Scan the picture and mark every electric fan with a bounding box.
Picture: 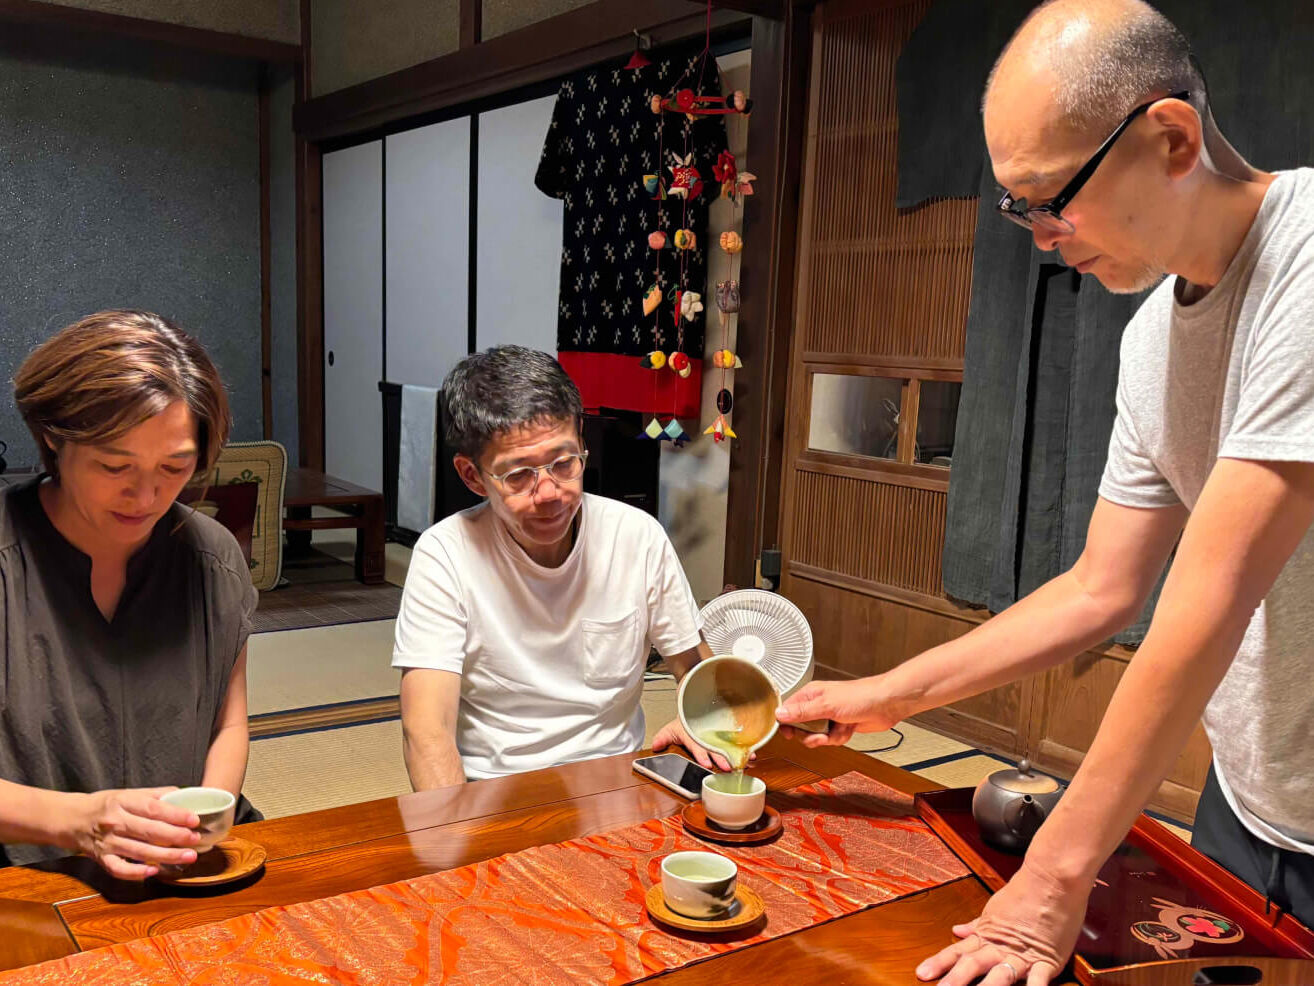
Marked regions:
[697,589,814,698]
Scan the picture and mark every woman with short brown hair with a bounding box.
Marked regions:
[0,310,259,879]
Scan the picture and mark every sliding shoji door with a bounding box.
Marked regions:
[385,118,472,388]
[323,140,384,491]
[475,95,563,352]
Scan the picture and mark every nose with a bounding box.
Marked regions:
[1031,225,1067,253]
[531,468,563,504]
[125,474,157,512]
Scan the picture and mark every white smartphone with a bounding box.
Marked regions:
[632,753,714,799]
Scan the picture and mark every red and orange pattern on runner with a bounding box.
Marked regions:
[2,773,968,985]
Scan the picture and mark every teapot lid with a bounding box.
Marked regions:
[987,759,1060,796]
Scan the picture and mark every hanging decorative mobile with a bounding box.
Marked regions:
[635,0,744,445]
[650,87,754,118]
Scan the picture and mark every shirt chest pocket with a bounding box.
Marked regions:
[579,610,643,687]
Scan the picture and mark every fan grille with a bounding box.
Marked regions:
[698,590,813,696]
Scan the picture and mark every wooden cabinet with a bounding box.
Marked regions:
[1028,651,1211,822]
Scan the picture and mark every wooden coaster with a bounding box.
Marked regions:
[682,803,783,844]
[154,837,266,886]
[645,883,766,933]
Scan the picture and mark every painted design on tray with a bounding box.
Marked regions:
[1129,896,1243,959]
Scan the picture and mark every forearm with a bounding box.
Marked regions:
[0,779,83,850]
[1028,588,1247,886]
[201,722,249,797]
[403,729,467,791]
[665,640,713,681]
[876,567,1132,720]
[1025,459,1314,886]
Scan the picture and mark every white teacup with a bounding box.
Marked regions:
[161,787,236,851]
[702,773,767,831]
[661,850,738,919]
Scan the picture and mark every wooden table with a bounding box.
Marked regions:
[282,467,386,584]
[0,739,1068,983]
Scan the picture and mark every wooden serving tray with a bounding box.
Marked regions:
[914,788,1314,985]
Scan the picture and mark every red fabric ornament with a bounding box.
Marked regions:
[667,153,704,200]
[713,150,737,188]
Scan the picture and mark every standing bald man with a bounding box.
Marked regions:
[776,1,1314,983]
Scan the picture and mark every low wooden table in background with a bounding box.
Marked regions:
[282,467,385,585]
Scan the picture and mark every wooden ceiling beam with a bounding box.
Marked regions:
[702,0,786,19]
[0,0,300,62]
[294,0,750,143]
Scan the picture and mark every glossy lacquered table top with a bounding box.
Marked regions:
[0,739,1025,984]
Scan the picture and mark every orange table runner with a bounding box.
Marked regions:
[2,772,969,985]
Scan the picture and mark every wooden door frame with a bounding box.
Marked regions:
[722,4,813,589]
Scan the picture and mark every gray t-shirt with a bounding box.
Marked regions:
[0,477,257,866]
[1100,168,1314,853]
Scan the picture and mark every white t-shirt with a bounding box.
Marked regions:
[1099,168,1314,853]
[392,493,702,779]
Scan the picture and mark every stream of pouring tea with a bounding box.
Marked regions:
[697,726,754,793]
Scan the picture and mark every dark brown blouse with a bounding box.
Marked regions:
[0,477,257,865]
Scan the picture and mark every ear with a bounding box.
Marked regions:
[453,454,488,498]
[1152,99,1203,181]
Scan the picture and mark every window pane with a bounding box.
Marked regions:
[808,374,903,460]
[915,380,961,466]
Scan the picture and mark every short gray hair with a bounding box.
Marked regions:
[442,346,583,461]
[989,0,1206,136]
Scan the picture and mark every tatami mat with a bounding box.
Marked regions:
[245,719,413,819]
[913,753,1013,789]
[246,619,400,716]
[851,721,973,766]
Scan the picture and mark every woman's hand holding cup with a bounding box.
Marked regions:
[65,786,202,880]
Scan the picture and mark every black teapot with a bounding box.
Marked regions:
[971,759,1063,853]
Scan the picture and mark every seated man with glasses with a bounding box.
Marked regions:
[777,0,1314,983]
[393,345,725,789]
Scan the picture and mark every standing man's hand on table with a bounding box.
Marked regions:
[915,859,1086,985]
[774,677,899,747]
